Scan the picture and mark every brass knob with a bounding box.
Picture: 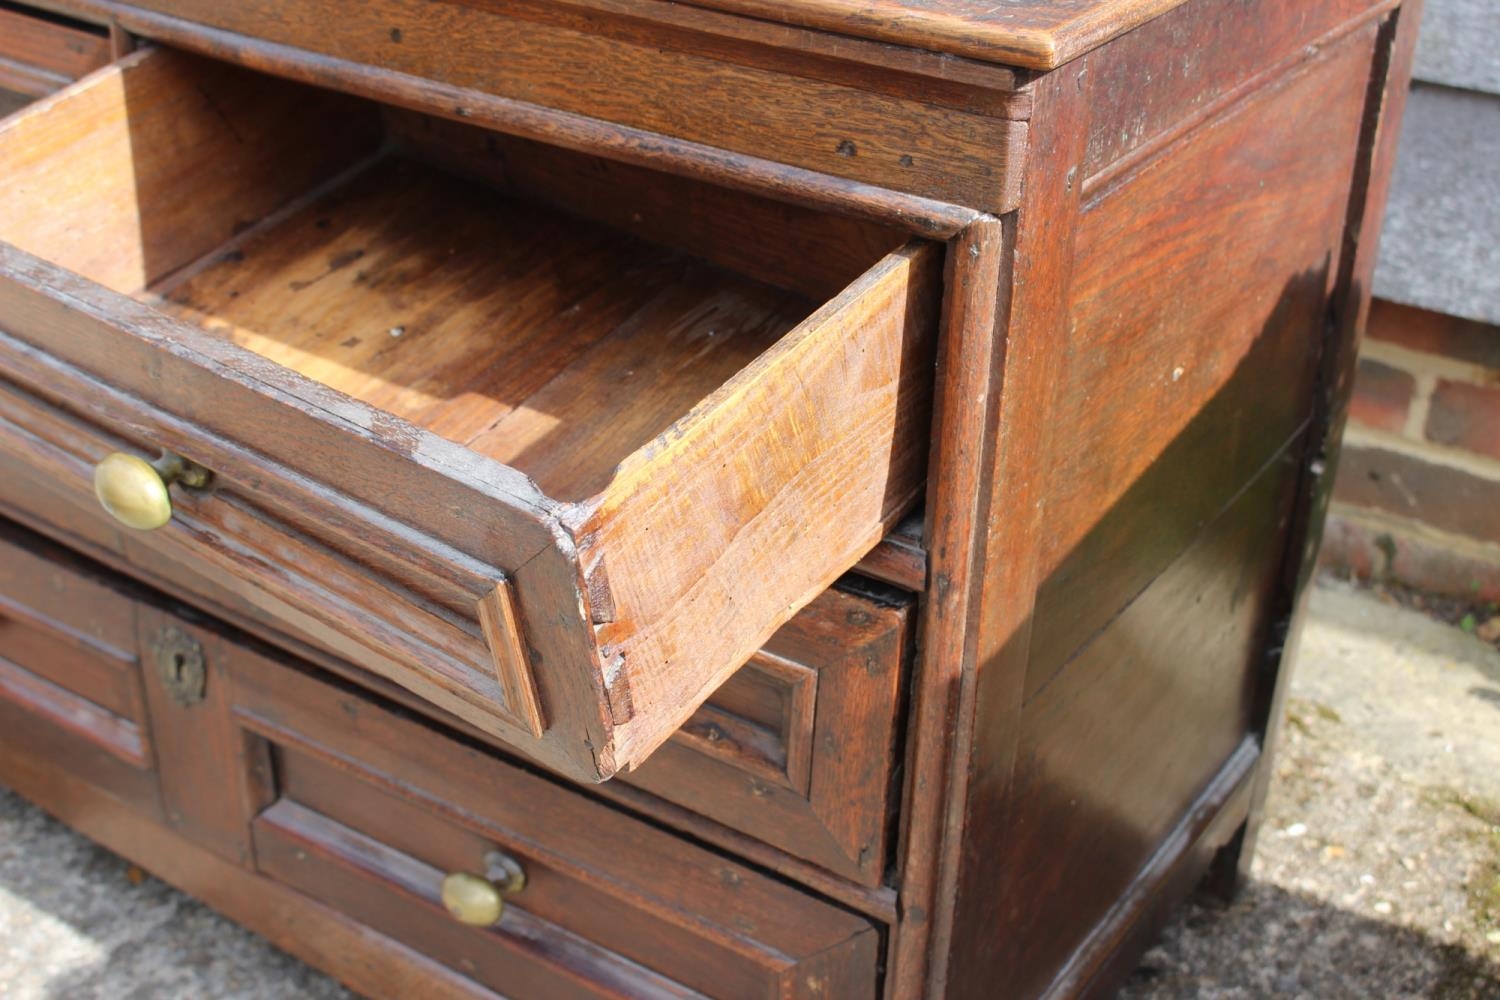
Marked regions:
[440,851,526,927]
[93,450,210,531]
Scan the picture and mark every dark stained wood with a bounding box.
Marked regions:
[0,735,504,1000]
[232,650,881,999]
[255,798,707,1000]
[0,0,1421,997]
[0,523,161,815]
[0,5,110,97]
[1235,0,1429,888]
[61,0,1028,211]
[904,54,1095,1000]
[990,443,1302,999]
[135,606,272,867]
[626,584,913,885]
[1028,26,1380,696]
[884,215,1010,999]
[853,513,927,592]
[1082,0,1397,183]
[1052,739,1259,999]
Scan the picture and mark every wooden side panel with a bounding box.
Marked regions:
[997,442,1301,999]
[943,15,1397,1000]
[1083,0,1394,180]
[108,0,1026,211]
[580,241,940,772]
[1029,28,1378,695]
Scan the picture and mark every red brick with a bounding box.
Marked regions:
[1319,513,1500,603]
[1366,299,1500,368]
[1347,358,1415,433]
[1333,444,1500,544]
[1426,379,1500,461]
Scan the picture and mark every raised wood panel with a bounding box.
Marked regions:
[0,523,160,813]
[996,441,1301,999]
[1029,27,1379,694]
[0,727,505,1000]
[232,653,880,999]
[626,583,912,885]
[1082,0,1395,181]
[255,798,704,1000]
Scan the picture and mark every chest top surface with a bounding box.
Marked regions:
[597,0,1192,68]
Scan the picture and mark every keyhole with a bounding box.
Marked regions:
[169,652,186,681]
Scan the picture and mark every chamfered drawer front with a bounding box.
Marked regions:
[625,582,911,886]
[0,47,941,783]
[0,5,111,106]
[0,520,160,816]
[233,651,881,999]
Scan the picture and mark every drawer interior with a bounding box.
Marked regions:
[0,44,938,781]
[0,47,911,505]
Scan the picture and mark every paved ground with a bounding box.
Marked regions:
[2,577,1498,998]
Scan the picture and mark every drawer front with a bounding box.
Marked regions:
[0,523,160,817]
[625,584,911,885]
[0,6,111,104]
[231,648,881,999]
[0,459,913,886]
[0,47,939,782]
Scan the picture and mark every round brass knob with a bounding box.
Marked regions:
[93,451,210,531]
[441,872,504,926]
[440,851,526,927]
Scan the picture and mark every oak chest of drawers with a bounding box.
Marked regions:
[0,0,1421,996]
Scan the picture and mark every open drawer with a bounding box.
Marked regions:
[0,47,940,781]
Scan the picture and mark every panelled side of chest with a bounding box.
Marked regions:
[890,0,1421,996]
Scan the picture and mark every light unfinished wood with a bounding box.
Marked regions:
[0,47,939,780]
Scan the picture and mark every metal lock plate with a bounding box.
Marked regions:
[152,626,207,707]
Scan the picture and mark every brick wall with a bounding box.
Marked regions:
[1319,0,1500,600]
[1324,301,1500,600]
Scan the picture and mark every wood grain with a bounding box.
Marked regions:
[0,6,111,97]
[386,109,908,303]
[1082,0,1396,182]
[85,0,1027,211]
[577,241,939,770]
[992,444,1300,999]
[234,650,881,998]
[0,523,162,814]
[1028,28,1378,696]
[625,584,912,884]
[150,155,809,502]
[0,48,938,780]
[0,731,504,1000]
[0,46,381,294]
